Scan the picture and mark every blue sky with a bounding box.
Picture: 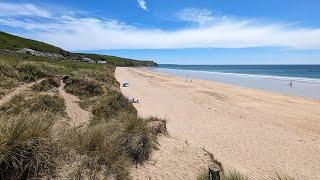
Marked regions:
[1,0,320,64]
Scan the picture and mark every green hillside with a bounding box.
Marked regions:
[0,31,69,56]
[72,53,158,67]
[0,31,157,67]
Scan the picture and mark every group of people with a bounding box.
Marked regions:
[123,81,140,103]
[128,98,139,103]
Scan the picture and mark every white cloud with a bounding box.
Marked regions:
[176,8,214,25]
[137,0,148,11]
[0,2,51,18]
[1,3,320,51]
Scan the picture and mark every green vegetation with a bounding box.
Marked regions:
[71,52,158,67]
[0,31,69,56]
[0,31,157,67]
[64,77,103,97]
[0,112,59,179]
[0,40,162,179]
[32,78,61,92]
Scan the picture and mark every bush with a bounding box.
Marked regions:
[32,78,61,92]
[65,122,131,179]
[145,117,168,136]
[17,62,56,82]
[64,78,103,97]
[0,112,58,179]
[120,115,153,164]
[91,91,137,124]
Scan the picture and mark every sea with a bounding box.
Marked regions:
[156,64,320,99]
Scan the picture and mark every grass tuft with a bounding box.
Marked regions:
[91,91,137,124]
[64,77,103,97]
[0,112,58,179]
[32,77,61,92]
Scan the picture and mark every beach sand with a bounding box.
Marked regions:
[115,67,320,180]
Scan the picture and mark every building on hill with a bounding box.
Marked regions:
[81,57,95,63]
[97,60,107,64]
[17,48,64,59]
[18,48,37,55]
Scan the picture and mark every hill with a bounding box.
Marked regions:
[0,31,157,67]
[72,53,158,67]
[0,31,69,56]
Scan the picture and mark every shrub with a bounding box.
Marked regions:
[91,91,137,124]
[64,122,131,179]
[17,62,56,82]
[145,117,168,136]
[0,112,58,179]
[64,78,103,97]
[120,115,153,164]
[32,78,61,92]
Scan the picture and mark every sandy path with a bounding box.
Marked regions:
[58,82,91,126]
[0,79,42,106]
[116,67,320,180]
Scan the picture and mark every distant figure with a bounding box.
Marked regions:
[288,82,293,88]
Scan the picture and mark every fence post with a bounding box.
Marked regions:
[208,163,220,180]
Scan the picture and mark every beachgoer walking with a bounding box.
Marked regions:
[288,82,293,88]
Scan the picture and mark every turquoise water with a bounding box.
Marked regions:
[158,65,320,80]
[156,64,320,99]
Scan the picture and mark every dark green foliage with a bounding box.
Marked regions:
[64,78,103,97]
[32,78,61,92]
[71,53,158,67]
[0,31,157,67]
[91,91,137,124]
[0,112,58,180]
[0,31,69,56]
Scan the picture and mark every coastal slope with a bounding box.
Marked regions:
[115,67,320,180]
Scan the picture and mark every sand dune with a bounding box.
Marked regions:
[115,67,320,180]
[58,82,91,126]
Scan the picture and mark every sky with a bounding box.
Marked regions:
[0,0,320,64]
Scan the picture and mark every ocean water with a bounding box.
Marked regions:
[156,64,320,99]
[159,64,320,80]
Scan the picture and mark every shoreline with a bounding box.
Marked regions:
[156,67,320,99]
[116,67,320,179]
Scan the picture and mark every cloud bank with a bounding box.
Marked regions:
[0,2,320,51]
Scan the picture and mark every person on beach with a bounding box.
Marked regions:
[288,82,293,88]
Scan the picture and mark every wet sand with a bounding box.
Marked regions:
[115,67,320,180]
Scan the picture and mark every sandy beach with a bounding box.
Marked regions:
[115,67,320,180]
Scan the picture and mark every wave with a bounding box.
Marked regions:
[157,68,320,84]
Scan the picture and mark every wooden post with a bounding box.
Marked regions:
[208,164,220,180]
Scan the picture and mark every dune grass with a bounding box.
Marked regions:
[0,50,161,179]
[0,111,59,179]
[32,77,60,92]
